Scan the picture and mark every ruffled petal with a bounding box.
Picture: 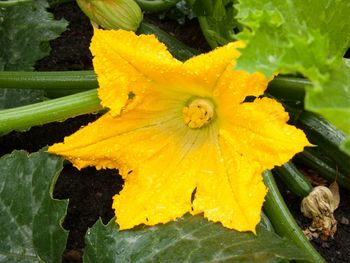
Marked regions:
[213,67,269,107]
[218,97,310,169]
[90,28,182,115]
[191,125,266,232]
[112,127,209,229]
[183,41,245,90]
[48,88,191,173]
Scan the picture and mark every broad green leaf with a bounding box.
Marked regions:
[0,0,67,70]
[306,61,350,135]
[235,0,350,154]
[0,0,67,109]
[0,89,45,110]
[0,150,67,263]
[84,215,309,263]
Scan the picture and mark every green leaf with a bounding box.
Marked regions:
[84,215,309,263]
[0,0,67,71]
[0,89,46,110]
[0,0,67,109]
[235,0,350,154]
[0,150,67,263]
[306,60,350,135]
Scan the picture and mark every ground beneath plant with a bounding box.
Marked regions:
[1,2,349,263]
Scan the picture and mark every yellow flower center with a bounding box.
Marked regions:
[183,98,215,128]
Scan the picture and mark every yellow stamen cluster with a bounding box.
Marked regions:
[183,99,214,128]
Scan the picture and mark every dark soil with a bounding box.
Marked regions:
[1,2,349,263]
[276,178,350,263]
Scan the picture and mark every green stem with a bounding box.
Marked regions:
[0,0,31,7]
[273,161,313,198]
[267,76,310,102]
[263,170,325,263]
[296,111,350,176]
[198,16,218,49]
[0,89,102,135]
[295,148,350,190]
[0,21,197,97]
[0,70,311,100]
[0,71,97,97]
[138,22,198,61]
[135,0,181,12]
[49,0,74,6]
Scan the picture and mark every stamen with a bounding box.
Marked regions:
[183,99,215,128]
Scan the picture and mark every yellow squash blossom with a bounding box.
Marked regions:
[49,29,310,232]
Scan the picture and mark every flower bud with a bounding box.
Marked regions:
[77,0,143,31]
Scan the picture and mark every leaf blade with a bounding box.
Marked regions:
[0,0,67,109]
[84,215,310,263]
[0,150,67,263]
[235,0,350,154]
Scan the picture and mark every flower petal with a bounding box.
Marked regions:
[218,97,310,169]
[112,127,209,229]
[90,28,182,115]
[183,41,245,90]
[214,68,269,106]
[48,88,190,173]
[191,126,266,232]
[155,42,248,98]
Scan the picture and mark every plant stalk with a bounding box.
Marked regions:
[295,147,350,190]
[198,16,218,49]
[296,111,350,176]
[49,0,74,6]
[0,71,98,97]
[263,170,326,263]
[1,70,309,100]
[267,76,310,102]
[273,161,313,198]
[138,22,199,61]
[0,0,31,7]
[135,0,181,12]
[0,89,102,135]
